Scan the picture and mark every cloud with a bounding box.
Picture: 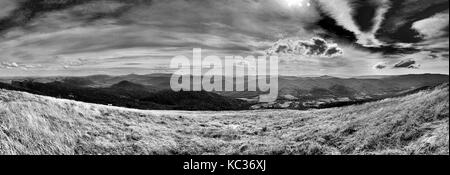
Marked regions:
[0,0,321,65]
[0,62,19,68]
[376,0,448,44]
[266,37,343,58]
[316,0,448,60]
[0,0,447,77]
[316,0,360,35]
[412,11,449,39]
[393,59,420,69]
[0,61,41,70]
[351,0,391,47]
[369,0,391,34]
[315,0,389,47]
[371,49,446,71]
[60,57,92,69]
[0,0,17,19]
[373,62,387,70]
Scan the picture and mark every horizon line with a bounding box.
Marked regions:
[0,72,449,79]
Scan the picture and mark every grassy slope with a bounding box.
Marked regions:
[0,84,448,155]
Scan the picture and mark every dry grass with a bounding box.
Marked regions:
[0,85,448,155]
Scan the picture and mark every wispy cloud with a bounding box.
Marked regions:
[0,0,17,19]
[0,61,42,70]
[412,11,449,39]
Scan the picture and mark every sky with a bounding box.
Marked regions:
[0,0,448,77]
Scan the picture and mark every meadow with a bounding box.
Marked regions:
[0,84,448,155]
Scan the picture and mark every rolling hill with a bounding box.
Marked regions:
[0,83,448,155]
[0,80,249,111]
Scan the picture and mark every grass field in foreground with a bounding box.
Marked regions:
[0,84,448,155]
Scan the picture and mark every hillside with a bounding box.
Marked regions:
[275,74,449,99]
[0,80,249,111]
[0,84,448,155]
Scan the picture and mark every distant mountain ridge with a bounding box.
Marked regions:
[0,73,448,110]
[0,80,249,111]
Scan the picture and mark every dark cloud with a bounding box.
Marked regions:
[313,1,424,57]
[266,37,343,58]
[299,38,328,56]
[0,0,93,33]
[374,62,387,70]
[358,44,421,56]
[393,59,420,69]
[314,11,357,43]
[0,0,154,34]
[325,46,342,57]
[374,58,422,71]
[313,0,448,61]
[376,0,449,44]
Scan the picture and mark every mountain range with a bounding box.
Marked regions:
[0,73,448,110]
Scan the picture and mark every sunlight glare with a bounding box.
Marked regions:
[284,0,311,8]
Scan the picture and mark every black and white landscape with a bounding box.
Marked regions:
[0,0,449,155]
